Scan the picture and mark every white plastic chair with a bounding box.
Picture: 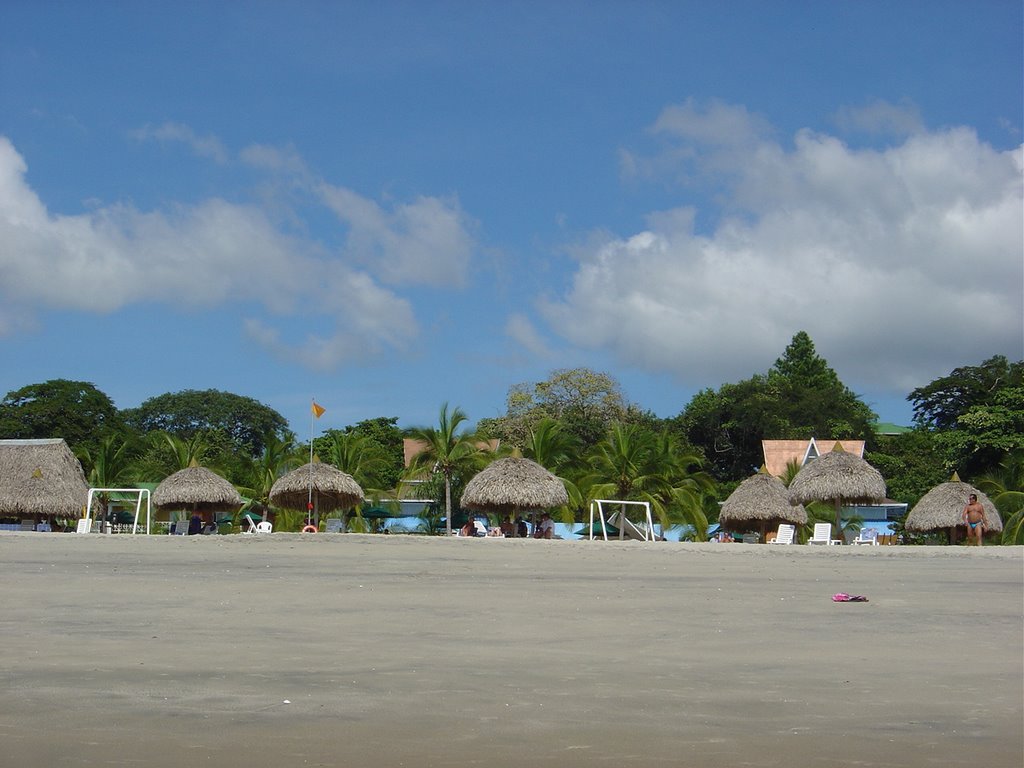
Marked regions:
[255,521,273,534]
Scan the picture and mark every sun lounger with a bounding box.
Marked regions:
[807,522,842,545]
[769,523,795,545]
[851,528,879,546]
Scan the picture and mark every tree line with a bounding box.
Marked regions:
[1,332,1020,541]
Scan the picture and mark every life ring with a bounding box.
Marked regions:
[302,525,318,533]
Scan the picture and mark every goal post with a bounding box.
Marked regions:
[84,488,152,535]
[588,499,657,541]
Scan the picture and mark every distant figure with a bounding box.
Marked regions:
[535,512,555,539]
[188,513,203,536]
[962,494,988,546]
[516,518,529,538]
[500,517,514,537]
[460,518,478,537]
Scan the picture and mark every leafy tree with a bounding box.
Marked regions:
[122,389,291,457]
[0,379,123,452]
[674,332,877,482]
[315,417,404,491]
[866,430,948,506]
[909,355,1023,431]
[768,331,876,438]
[481,368,628,453]
[908,357,1024,477]
[403,403,488,535]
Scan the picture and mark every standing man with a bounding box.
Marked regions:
[962,494,988,546]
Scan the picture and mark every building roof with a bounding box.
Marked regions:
[761,438,866,478]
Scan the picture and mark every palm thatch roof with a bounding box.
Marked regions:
[905,480,1003,533]
[461,457,568,514]
[788,447,887,505]
[152,466,243,514]
[719,471,808,529]
[269,461,364,513]
[0,439,89,517]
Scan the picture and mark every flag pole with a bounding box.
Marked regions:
[308,398,315,527]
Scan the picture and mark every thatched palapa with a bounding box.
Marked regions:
[0,438,89,517]
[152,466,243,514]
[269,461,364,514]
[719,471,807,535]
[906,479,1002,533]
[461,457,568,514]
[788,447,887,506]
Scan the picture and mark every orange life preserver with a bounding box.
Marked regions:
[302,525,318,533]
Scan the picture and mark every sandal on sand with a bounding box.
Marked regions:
[832,593,868,602]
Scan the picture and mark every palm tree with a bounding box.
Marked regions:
[523,418,582,524]
[404,403,486,535]
[77,433,140,489]
[977,450,1024,545]
[582,423,714,538]
[237,433,299,523]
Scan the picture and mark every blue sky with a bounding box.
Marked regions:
[1,1,1021,439]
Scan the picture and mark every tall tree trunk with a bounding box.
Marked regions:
[444,475,453,536]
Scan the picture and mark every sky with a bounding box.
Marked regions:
[1,1,1021,440]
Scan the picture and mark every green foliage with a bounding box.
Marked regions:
[907,356,1024,478]
[403,403,489,535]
[0,379,123,453]
[312,417,403,492]
[122,389,291,456]
[674,332,875,482]
[908,355,1023,431]
[76,433,143,488]
[580,423,715,536]
[975,450,1024,545]
[236,433,301,518]
[486,368,628,453]
[866,430,948,506]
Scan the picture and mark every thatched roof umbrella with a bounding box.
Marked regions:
[719,470,808,539]
[906,475,1002,541]
[269,460,364,528]
[153,466,243,524]
[0,438,89,521]
[788,443,887,541]
[461,457,568,536]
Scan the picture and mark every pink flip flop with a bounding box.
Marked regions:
[832,593,868,602]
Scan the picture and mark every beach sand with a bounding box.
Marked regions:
[0,533,1020,767]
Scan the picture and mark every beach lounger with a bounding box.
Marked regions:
[807,522,841,545]
[769,523,795,545]
[851,528,879,546]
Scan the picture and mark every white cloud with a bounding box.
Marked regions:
[0,135,418,366]
[130,122,228,164]
[505,313,555,360]
[317,182,474,287]
[542,106,1024,395]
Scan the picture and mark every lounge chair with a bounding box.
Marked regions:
[769,523,795,545]
[807,522,842,545]
[851,528,879,546]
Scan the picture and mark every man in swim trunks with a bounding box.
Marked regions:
[962,494,988,546]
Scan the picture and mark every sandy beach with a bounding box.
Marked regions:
[0,534,1020,767]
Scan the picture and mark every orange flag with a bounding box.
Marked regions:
[311,401,325,418]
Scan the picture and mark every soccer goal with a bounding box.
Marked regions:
[84,488,152,534]
[587,499,658,541]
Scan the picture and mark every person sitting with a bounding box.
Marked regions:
[460,518,478,537]
[534,512,555,539]
[516,518,529,538]
[188,513,203,535]
[499,517,514,537]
